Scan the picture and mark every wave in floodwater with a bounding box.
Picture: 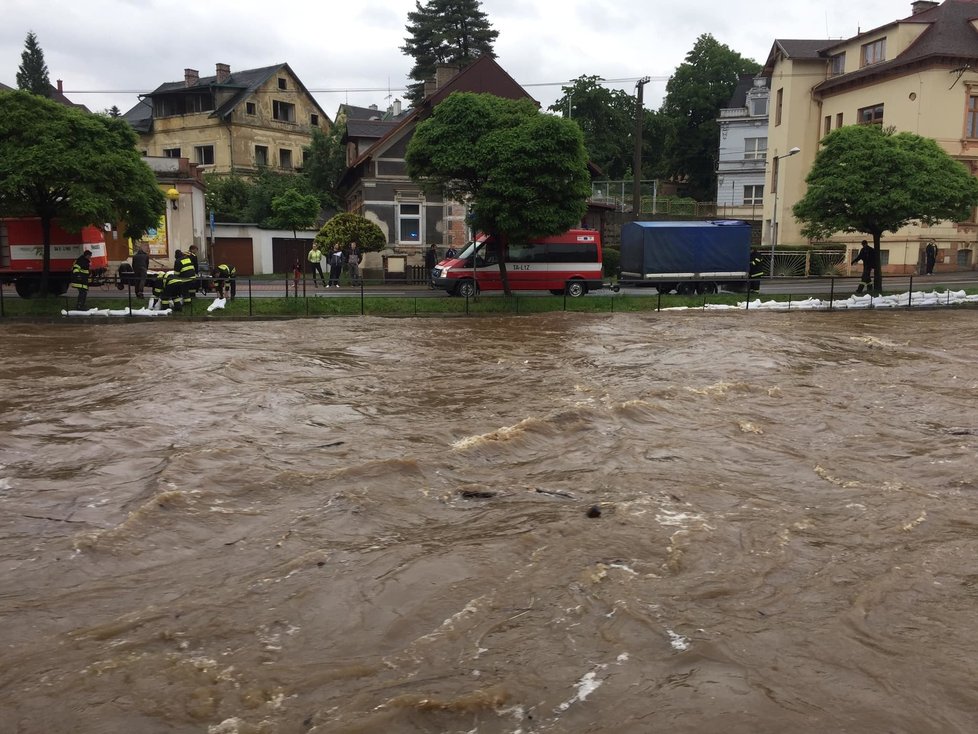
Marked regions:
[1,310,978,733]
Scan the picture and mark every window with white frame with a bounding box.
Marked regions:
[749,95,768,117]
[743,185,764,206]
[398,202,421,243]
[744,137,767,160]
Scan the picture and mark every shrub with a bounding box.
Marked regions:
[314,213,386,251]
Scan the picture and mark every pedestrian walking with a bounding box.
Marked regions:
[852,240,877,295]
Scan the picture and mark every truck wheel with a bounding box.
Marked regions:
[677,282,697,296]
[456,279,477,298]
[14,278,40,299]
[699,282,718,295]
[49,276,70,295]
[565,280,587,298]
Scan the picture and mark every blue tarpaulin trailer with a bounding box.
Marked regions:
[619,220,754,294]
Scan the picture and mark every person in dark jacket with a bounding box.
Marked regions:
[424,244,438,287]
[132,245,149,298]
[925,242,937,275]
[852,240,876,295]
[71,250,92,310]
[327,244,344,287]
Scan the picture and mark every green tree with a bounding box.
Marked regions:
[246,169,316,227]
[401,0,498,106]
[314,212,386,251]
[205,174,253,223]
[0,90,165,294]
[548,76,635,179]
[660,34,759,201]
[270,188,321,240]
[16,31,50,96]
[302,125,346,209]
[406,92,590,294]
[793,124,978,294]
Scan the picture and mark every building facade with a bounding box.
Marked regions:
[123,63,331,178]
[764,0,978,273]
[716,75,770,221]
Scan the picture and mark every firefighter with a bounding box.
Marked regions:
[212,263,236,300]
[161,270,184,311]
[147,272,165,309]
[70,249,93,310]
[172,249,197,308]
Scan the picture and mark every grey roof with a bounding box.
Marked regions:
[345,118,400,139]
[816,0,978,93]
[0,81,13,91]
[123,62,330,133]
[724,74,756,108]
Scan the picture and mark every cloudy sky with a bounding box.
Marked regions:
[2,0,900,119]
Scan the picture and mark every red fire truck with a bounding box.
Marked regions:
[0,218,109,298]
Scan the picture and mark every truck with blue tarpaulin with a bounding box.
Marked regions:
[618,220,755,294]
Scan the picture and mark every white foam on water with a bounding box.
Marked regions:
[556,669,604,712]
[667,629,691,651]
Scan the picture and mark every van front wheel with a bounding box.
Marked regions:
[565,280,587,298]
[455,280,478,298]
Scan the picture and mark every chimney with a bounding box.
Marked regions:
[911,1,938,14]
[215,63,230,83]
[392,98,402,116]
[184,68,199,87]
[56,79,63,93]
[434,64,460,89]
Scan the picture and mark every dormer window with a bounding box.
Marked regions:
[861,39,885,67]
[278,77,287,90]
[830,52,846,76]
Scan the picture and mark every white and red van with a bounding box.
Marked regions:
[431,229,604,297]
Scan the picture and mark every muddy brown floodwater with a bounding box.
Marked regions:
[2,310,978,733]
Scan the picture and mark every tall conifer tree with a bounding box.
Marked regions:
[401,0,498,106]
[16,31,51,97]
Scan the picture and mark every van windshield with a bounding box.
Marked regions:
[455,240,483,260]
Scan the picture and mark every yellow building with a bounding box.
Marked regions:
[763,0,978,273]
[123,63,331,178]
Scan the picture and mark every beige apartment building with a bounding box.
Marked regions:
[123,63,331,178]
[763,0,978,273]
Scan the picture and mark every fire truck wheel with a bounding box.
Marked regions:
[565,280,587,298]
[15,278,41,299]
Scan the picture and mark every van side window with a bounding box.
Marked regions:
[547,242,598,263]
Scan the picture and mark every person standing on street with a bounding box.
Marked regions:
[853,240,877,295]
[347,241,363,286]
[71,249,92,310]
[925,242,937,275]
[424,244,439,288]
[327,243,344,287]
[132,245,149,298]
[308,244,326,286]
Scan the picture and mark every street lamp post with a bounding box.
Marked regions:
[769,146,800,277]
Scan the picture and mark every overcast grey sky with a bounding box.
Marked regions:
[1,0,900,119]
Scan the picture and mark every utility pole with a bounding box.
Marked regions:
[632,76,651,217]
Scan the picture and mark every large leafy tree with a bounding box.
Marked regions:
[406,92,590,294]
[302,125,346,209]
[0,90,165,293]
[205,173,252,223]
[401,0,498,105]
[246,169,317,228]
[660,34,759,201]
[270,188,321,240]
[793,124,978,294]
[548,76,635,179]
[16,31,50,96]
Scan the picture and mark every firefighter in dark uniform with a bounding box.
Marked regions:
[172,249,197,310]
[212,263,236,300]
[70,249,93,310]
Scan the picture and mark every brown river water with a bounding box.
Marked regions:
[1,310,977,734]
